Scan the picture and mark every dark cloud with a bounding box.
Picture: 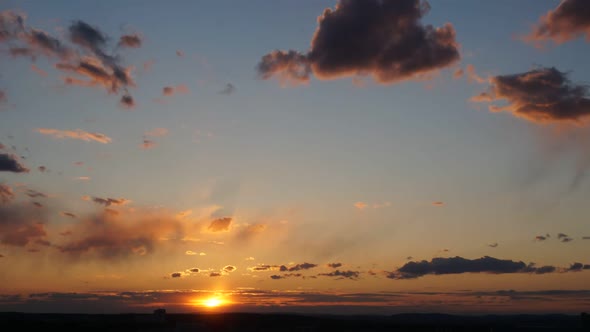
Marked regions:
[219,83,236,95]
[86,196,130,207]
[248,264,280,272]
[488,243,498,248]
[557,233,568,239]
[558,233,574,243]
[37,166,47,172]
[0,10,25,41]
[472,67,590,123]
[26,29,72,59]
[0,203,48,247]
[208,217,232,232]
[566,262,589,272]
[68,20,108,57]
[223,265,237,273]
[526,0,590,44]
[32,202,43,208]
[161,84,189,97]
[328,262,342,269]
[280,262,317,272]
[270,274,283,280]
[0,184,14,204]
[209,272,221,277]
[318,270,360,280]
[257,0,460,85]
[61,212,76,219]
[189,268,200,273]
[119,94,135,109]
[535,235,547,241]
[170,272,182,278]
[118,34,142,48]
[0,153,29,173]
[386,256,566,279]
[583,236,590,240]
[26,189,47,198]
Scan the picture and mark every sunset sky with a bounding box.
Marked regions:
[1,0,590,314]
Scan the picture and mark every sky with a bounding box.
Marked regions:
[1,0,590,315]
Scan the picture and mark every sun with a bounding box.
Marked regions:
[204,297,223,308]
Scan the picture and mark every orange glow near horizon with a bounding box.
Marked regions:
[191,294,230,309]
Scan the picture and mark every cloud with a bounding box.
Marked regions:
[0,203,48,247]
[218,83,236,95]
[209,272,221,277]
[328,263,342,269]
[354,202,367,210]
[465,64,486,84]
[257,0,460,85]
[248,264,281,272]
[118,34,142,48]
[188,268,200,273]
[0,90,6,104]
[61,212,76,218]
[84,196,130,207]
[318,270,360,280]
[176,50,184,57]
[0,153,29,173]
[119,94,135,109]
[36,128,112,143]
[535,235,548,241]
[583,236,590,240]
[185,250,198,256]
[207,217,232,232]
[488,243,498,248]
[162,84,189,96]
[26,189,47,198]
[171,272,182,278]
[471,67,590,123]
[386,256,568,279]
[31,64,48,77]
[223,265,237,273]
[566,262,590,272]
[56,209,186,260]
[432,201,444,206]
[558,233,574,243]
[280,262,317,272]
[37,166,47,172]
[141,139,156,149]
[525,0,590,45]
[0,184,14,204]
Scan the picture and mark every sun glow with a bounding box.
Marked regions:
[204,297,222,308]
[191,295,228,309]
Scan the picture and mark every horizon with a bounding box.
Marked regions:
[1,0,590,316]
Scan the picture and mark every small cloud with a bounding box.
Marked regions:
[327,263,342,269]
[31,64,48,77]
[432,201,444,206]
[74,176,90,181]
[280,262,317,272]
[535,235,547,241]
[61,212,77,218]
[188,268,200,273]
[162,84,189,97]
[218,83,236,95]
[223,265,237,273]
[209,272,221,277]
[176,50,184,57]
[37,166,47,172]
[185,250,198,256]
[117,34,142,48]
[524,0,590,45]
[120,95,135,109]
[488,243,498,248]
[36,128,112,143]
[0,184,15,204]
[318,270,360,280]
[0,153,29,173]
[85,196,130,207]
[140,139,156,149]
[145,128,168,137]
[245,257,255,261]
[26,189,47,198]
[354,202,367,210]
[171,272,182,278]
[207,217,232,232]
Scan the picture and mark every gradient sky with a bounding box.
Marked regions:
[1,0,590,314]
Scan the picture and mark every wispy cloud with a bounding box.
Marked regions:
[36,128,112,143]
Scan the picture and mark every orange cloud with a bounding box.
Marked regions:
[525,0,590,45]
[36,128,112,143]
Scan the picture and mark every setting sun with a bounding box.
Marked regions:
[204,297,223,308]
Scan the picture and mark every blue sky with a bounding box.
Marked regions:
[1,0,589,314]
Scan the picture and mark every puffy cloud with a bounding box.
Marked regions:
[257,0,460,85]
[0,153,29,173]
[56,209,185,260]
[318,270,360,280]
[84,196,130,207]
[386,256,567,279]
[36,128,112,143]
[565,262,590,272]
[526,0,590,44]
[218,83,236,95]
[472,67,590,124]
[118,34,142,48]
[223,265,236,273]
[327,262,342,269]
[207,217,232,232]
[0,184,14,204]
